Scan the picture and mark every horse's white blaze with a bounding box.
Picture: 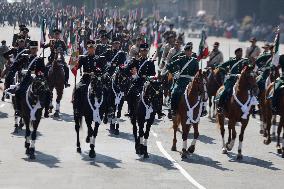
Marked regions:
[191,139,197,146]
[30,140,35,148]
[183,140,187,150]
[144,139,148,146]
[56,103,60,111]
[238,142,242,151]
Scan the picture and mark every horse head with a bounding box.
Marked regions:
[143,77,162,111]
[240,64,259,96]
[114,65,130,93]
[31,73,49,106]
[192,69,207,98]
[90,68,106,96]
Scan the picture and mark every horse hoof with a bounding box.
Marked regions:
[144,153,149,159]
[277,147,282,154]
[226,143,232,151]
[86,136,90,143]
[236,154,243,160]
[181,149,187,159]
[29,148,35,160]
[13,126,19,134]
[263,139,271,145]
[25,148,30,155]
[139,145,144,155]
[89,149,96,158]
[53,111,59,118]
[114,129,119,135]
[259,130,264,135]
[263,132,268,137]
[188,145,195,154]
[77,147,81,154]
[44,112,49,118]
[222,148,228,154]
[171,146,177,151]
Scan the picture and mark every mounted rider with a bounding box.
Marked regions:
[207,42,224,69]
[165,42,207,118]
[216,48,250,112]
[14,40,47,116]
[43,28,70,88]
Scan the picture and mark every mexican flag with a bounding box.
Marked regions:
[40,18,46,46]
[197,30,209,61]
[272,27,280,67]
[69,32,79,76]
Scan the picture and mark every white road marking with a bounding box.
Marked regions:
[0,104,5,108]
[156,141,206,189]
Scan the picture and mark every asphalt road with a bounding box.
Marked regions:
[0,26,283,189]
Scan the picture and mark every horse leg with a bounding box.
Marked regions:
[138,120,145,156]
[181,123,190,159]
[25,121,31,155]
[188,123,199,154]
[74,117,82,153]
[237,123,248,160]
[282,131,284,158]
[29,121,39,160]
[54,86,63,117]
[14,113,20,133]
[89,122,98,159]
[271,115,277,139]
[217,113,227,154]
[19,117,24,129]
[276,116,283,154]
[213,97,216,118]
[171,116,178,151]
[208,96,212,119]
[132,119,139,154]
[143,122,152,158]
[109,110,115,134]
[48,86,54,113]
[226,120,236,151]
[264,110,272,145]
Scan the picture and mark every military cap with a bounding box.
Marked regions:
[235,48,242,54]
[53,28,62,34]
[184,42,193,51]
[29,41,38,48]
[139,43,149,50]
[86,40,96,48]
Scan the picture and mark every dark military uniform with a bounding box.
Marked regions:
[167,55,199,113]
[101,49,127,76]
[95,43,110,56]
[256,52,273,91]
[3,47,28,90]
[217,57,249,107]
[272,56,284,111]
[44,39,70,86]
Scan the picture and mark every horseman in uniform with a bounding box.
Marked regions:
[126,43,162,117]
[160,34,176,70]
[101,37,126,76]
[165,42,206,118]
[14,41,47,116]
[245,37,261,63]
[2,35,28,100]
[207,42,224,68]
[129,36,143,59]
[95,33,110,56]
[216,48,250,112]
[43,28,70,88]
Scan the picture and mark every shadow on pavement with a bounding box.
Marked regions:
[11,129,43,138]
[107,130,134,142]
[81,153,122,169]
[0,111,8,118]
[228,153,281,171]
[51,112,74,123]
[188,133,216,144]
[22,151,61,168]
[137,154,177,170]
[182,153,231,171]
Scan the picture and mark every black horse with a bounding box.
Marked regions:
[73,70,107,158]
[108,66,130,135]
[130,78,162,158]
[15,75,50,159]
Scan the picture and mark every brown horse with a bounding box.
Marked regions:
[216,66,259,160]
[258,68,279,135]
[171,70,206,159]
[264,82,284,158]
[206,67,226,119]
[47,53,65,117]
